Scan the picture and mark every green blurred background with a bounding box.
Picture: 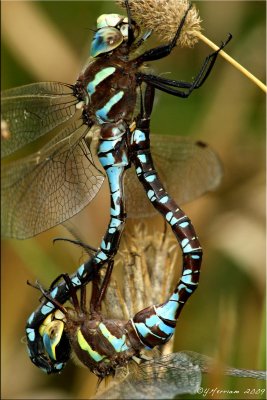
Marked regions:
[1,1,266,399]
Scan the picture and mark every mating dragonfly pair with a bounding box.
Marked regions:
[1,0,231,380]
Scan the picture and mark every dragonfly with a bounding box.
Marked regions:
[1,0,231,374]
[31,253,267,397]
[29,254,203,379]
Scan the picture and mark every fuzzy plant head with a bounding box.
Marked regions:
[116,0,202,47]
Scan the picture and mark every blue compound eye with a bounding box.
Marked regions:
[41,320,65,361]
[39,312,71,365]
[90,27,123,57]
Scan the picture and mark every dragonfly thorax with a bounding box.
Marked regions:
[77,56,139,130]
[70,317,140,378]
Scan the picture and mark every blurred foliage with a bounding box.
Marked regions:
[1,1,266,399]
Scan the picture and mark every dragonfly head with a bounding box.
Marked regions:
[90,13,139,57]
[39,310,71,365]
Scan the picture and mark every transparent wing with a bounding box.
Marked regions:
[1,82,78,158]
[125,135,223,218]
[95,351,266,400]
[1,117,104,239]
[95,352,202,399]
[182,351,267,380]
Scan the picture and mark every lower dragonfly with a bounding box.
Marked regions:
[30,243,267,399]
[1,0,231,373]
[32,244,199,379]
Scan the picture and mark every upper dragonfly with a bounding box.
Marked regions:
[1,2,230,240]
[1,0,231,373]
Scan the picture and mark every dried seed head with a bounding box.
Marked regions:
[116,0,202,47]
[102,223,178,322]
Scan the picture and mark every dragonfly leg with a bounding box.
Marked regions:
[124,0,135,46]
[128,85,202,348]
[134,4,192,63]
[138,33,232,98]
[26,125,130,373]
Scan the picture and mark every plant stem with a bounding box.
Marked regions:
[195,31,267,93]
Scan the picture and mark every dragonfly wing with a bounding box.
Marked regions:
[125,135,223,218]
[1,82,78,157]
[95,352,202,399]
[124,166,154,218]
[97,351,266,399]
[1,118,104,239]
[182,351,267,380]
